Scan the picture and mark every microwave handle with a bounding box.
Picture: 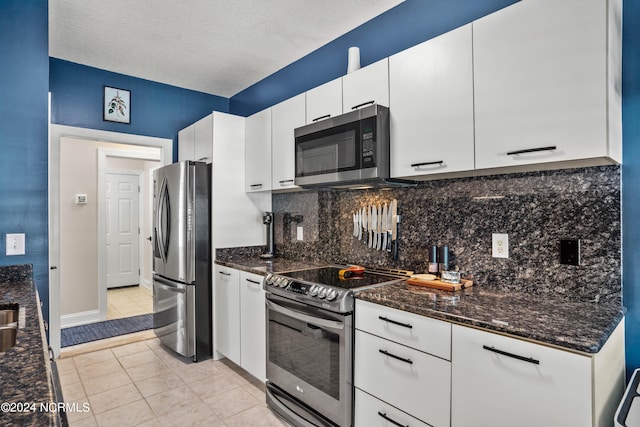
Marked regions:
[351,100,375,110]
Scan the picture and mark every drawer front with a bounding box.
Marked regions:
[355,388,430,427]
[355,330,451,427]
[356,299,451,360]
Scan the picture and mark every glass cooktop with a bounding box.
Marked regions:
[279,267,400,290]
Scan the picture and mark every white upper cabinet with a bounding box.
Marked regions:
[342,58,390,111]
[271,94,305,190]
[177,125,195,162]
[193,114,213,163]
[390,24,475,178]
[178,114,213,163]
[473,0,622,170]
[245,108,272,192]
[305,77,342,124]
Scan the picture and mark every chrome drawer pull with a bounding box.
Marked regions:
[378,411,409,427]
[250,184,263,189]
[218,271,231,276]
[312,114,331,122]
[379,349,413,365]
[378,316,413,329]
[506,146,556,156]
[351,100,375,110]
[410,160,444,168]
[483,345,540,365]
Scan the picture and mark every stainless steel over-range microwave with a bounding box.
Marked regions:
[294,104,390,189]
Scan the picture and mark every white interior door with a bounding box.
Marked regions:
[106,172,140,288]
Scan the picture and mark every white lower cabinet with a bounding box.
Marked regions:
[451,322,625,427]
[214,267,266,381]
[240,271,266,382]
[214,267,240,364]
[354,300,451,427]
[355,388,430,427]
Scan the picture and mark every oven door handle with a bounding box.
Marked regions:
[266,300,344,332]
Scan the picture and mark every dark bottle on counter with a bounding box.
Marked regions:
[428,245,439,274]
[438,245,449,274]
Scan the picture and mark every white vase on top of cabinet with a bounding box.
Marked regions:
[245,107,272,192]
[389,24,475,179]
[271,94,305,191]
[473,0,622,170]
[342,58,389,112]
[305,77,342,124]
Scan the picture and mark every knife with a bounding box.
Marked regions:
[357,210,362,240]
[370,205,376,248]
[363,206,369,244]
[390,199,398,257]
[386,201,393,252]
[381,203,388,251]
[376,204,382,251]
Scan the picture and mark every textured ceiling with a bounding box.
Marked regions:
[49,0,404,97]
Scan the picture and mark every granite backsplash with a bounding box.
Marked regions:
[269,166,621,303]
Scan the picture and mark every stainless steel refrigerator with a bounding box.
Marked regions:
[152,161,211,361]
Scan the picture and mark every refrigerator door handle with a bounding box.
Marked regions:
[156,176,170,264]
[154,281,186,294]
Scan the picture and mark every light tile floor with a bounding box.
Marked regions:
[58,336,289,427]
[107,286,153,320]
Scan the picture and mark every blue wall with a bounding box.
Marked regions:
[229,0,519,116]
[49,58,230,159]
[622,0,640,376]
[0,0,50,318]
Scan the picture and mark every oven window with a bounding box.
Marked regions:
[296,128,356,176]
[268,310,340,399]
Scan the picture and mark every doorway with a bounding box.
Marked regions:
[48,124,172,357]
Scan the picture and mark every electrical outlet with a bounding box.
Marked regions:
[6,233,25,256]
[297,226,304,241]
[560,239,580,265]
[492,233,509,258]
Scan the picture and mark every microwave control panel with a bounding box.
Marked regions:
[361,120,376,167]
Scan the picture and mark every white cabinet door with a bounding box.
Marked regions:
[342,58,389,112]
[193,114,213,163]
[473,0,618,170]
[214,267,241,364]
[355,389,430,427]
[245,108,272,192]
[389,24,474,178]
[271,94,305,190]
[355,330,451,427]
[451,324,592,427]
[178,124,195,162]
[306,77,342,124]
[240,271,266,382]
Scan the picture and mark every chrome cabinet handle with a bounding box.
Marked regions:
[483,345,540,365]
[245,278,261,285]
[218,271,231,276]
[377,412,409,427]
[411,160,444,168]
[351,100,375,110]
[312,114,331,122]
[379,349,413,365]
[250,184,263,189]
[279,179,294,185]
[378,315,413,329]
[507,146,557,156]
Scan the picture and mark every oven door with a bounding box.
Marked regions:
[265,293,352,427]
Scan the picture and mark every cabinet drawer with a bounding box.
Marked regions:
[355,388,430,427]
[355,330,451,427]
[356,299,451,360]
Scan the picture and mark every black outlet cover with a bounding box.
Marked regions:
[560,239,580,266]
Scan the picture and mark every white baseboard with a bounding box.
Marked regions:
[141,278,152,290]
[61,309,102,328]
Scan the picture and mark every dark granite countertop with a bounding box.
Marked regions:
[215,255,327,276]
[0,265,58,426]
[356,282,625,354]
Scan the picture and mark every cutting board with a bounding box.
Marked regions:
[406,277,473,291]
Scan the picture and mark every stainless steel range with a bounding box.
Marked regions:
[263,265,412,427]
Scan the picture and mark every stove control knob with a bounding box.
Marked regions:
[309,285,319,296]
[318,287,328,299]
[280,278,289,288]
[265,274,273,286]
[326,289,338,301]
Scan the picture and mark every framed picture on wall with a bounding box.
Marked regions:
[103,86,131,124]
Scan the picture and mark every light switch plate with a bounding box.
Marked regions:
[6,233,25,256]
[492,233,509,258]
[297,226,304,241]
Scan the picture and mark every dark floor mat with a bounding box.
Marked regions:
[61,313,153,347]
